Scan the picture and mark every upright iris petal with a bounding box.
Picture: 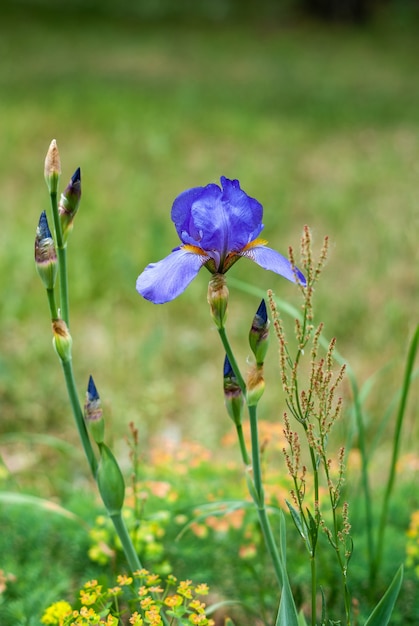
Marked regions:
[136,177,305,304]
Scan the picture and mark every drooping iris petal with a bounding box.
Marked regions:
[136,247,208,304]
[241,243,306,285]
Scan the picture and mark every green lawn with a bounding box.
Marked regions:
[0,8,418,623]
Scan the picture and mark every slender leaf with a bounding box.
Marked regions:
[0,491,90,529]
[364,565,403,626]
[286,499,306,540]
[275,511,299,626]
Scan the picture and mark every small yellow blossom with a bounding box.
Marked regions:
[41,600,72,625]
[177,580,193,599]
[130,612,144,625]
[164,594,183,608]
[194,584,209,596]
[116,574,133,586]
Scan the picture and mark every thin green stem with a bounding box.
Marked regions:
[216,323,284,588]
[217,326,246,393]
[249,404,285,587]
[310,556,316,626]
[46,288,58,320]
[248,404,263,501]
[60,359,97,477]
[49,190,70,326]
[373,323,419,582]
[235,423,250,465]
[110,512,142,572]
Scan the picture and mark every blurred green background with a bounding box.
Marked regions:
[0,0,418,454]
[1,0,419,623]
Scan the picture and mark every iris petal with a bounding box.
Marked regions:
[242,244,306,285]
[136,247,208,304]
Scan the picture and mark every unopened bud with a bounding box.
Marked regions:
[96,443,125,515]
[59,167,81,241]
[44,139,61,194]
[35,211,57,289]
[223,355,244,426]
[52,318,72,362]
[246,364,265,407]
[249,299,270,366]
[84,375,105,444]
[207,273,229,329]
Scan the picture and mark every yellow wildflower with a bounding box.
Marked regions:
[41,600,72,625]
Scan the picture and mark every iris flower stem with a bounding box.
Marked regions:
[46,288,59,321]
[249,402,284,588]
[49,190,70,327]
[217,326,246,393]
[110,512,143,572]
[60,359,97,477]
[217,323,284,588]
[236,423,250,466]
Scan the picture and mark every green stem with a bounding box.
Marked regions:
[248,405,284,587]
[310,556,316,626]
[49,190,70,326]
[46,288,59,320]
[60,358,97,477]
[372,323,419,582]
[110,511,142,572]
[216,323,284,588]
[236,423,250,465]
[217,326,246,393]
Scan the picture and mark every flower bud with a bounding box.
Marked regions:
[249,299,270,366]
[59,167,81,241]
[84,375,105,444]
[246,364,265,407]
[44,139,61,194]
[35,211,57,289]
[207,273,229,329]
[96,443,125,515]
[52,319,72,362]
[223,355,244,426]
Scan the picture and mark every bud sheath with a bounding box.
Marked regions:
[208,273,229,329]
[96,443,125,515]
[223,355,244,426]
[35,211,57,290]
[249,299,270,366]
[84,375,105,444]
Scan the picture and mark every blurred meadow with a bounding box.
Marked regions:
[1,1,419,624]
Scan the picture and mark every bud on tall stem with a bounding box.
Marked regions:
[84,375,105,444]
[35,211,57,290]
[249,299,270,366]
[59,167,81,241]
[207,273,229,329]
[44,139,61,194]
[223,355,244,426]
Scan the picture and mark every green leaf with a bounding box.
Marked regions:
[0,491,89,529]
[286,499,306,540]
[297,611,308,626]
[275,511,299,626]
[364,565,403,626]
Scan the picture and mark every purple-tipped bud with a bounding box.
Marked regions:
[35,211,58,289]
[52,319,72,362]
[249,299,270,366]
[58,167,81,241]
[96,443,125,515]
[44,139,61,194]
[208,273,229,329]
[223,354,244,426]
[84,375,105,444]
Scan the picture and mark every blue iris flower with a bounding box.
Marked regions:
[136,177,305,304]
